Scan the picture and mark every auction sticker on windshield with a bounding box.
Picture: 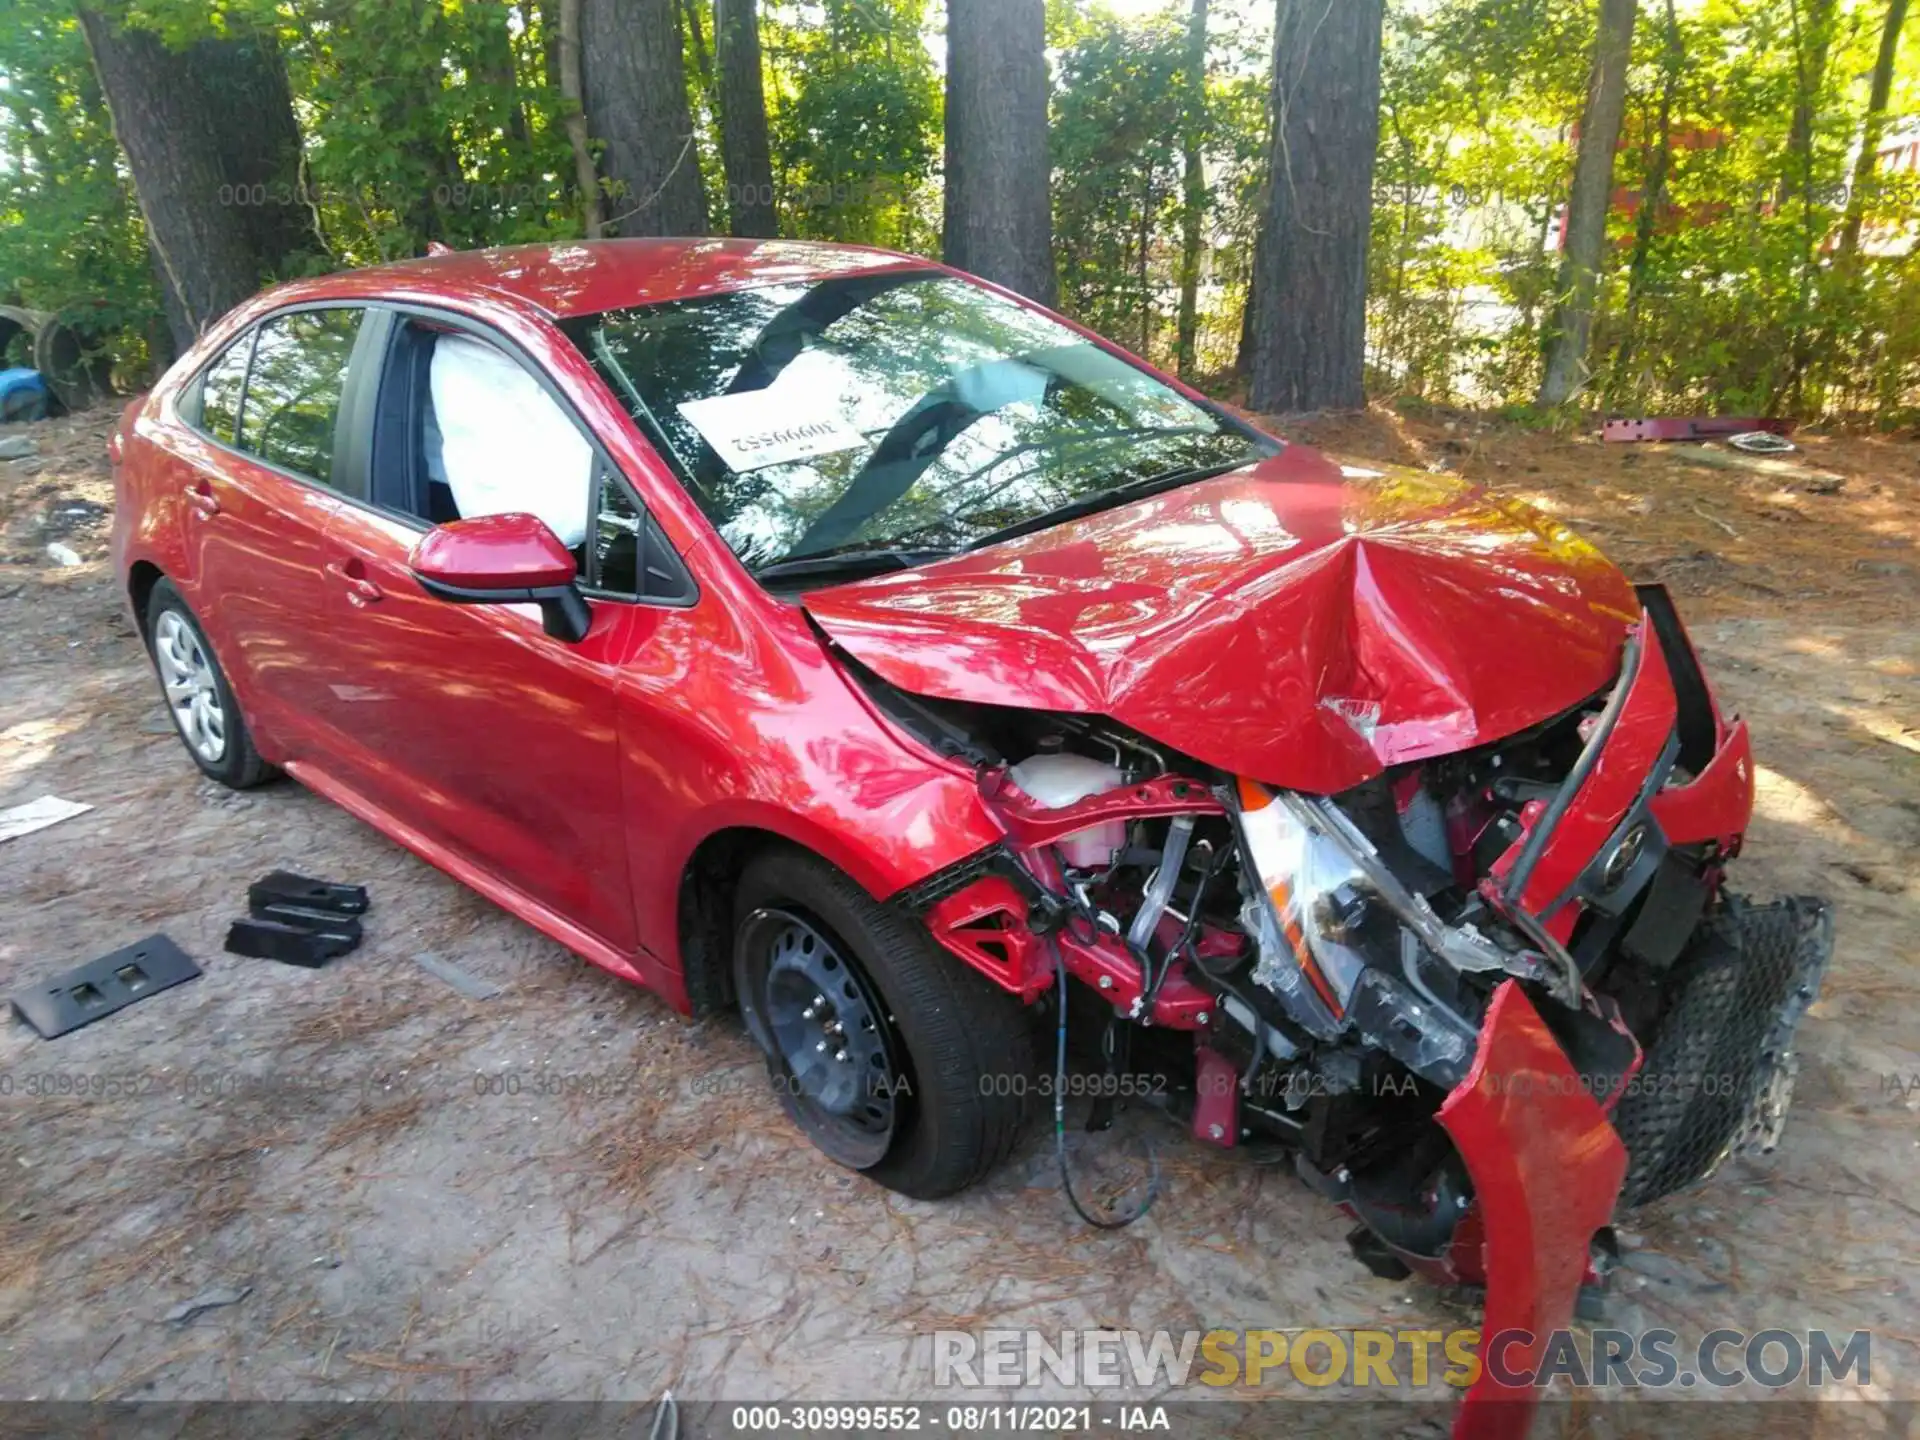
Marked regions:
[678,391,867,472]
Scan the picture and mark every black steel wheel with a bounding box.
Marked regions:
[737,906,901,1169]
[732,846,1038,1198]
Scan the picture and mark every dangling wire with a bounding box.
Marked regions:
[1051,932,1159,1229]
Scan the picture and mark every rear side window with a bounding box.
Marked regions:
[197,336,252,442]
[237,308,363,485]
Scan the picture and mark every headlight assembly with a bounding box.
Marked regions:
[1235,778,1491,1085]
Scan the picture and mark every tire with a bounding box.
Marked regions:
[144,578,275,790]
[733,847,1038,1199]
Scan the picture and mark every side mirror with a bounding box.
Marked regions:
[408,512,591,643]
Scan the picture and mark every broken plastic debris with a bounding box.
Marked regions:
[1726,430,1796,455]
[248,870,370,916]
[11,934,201,1040]
[44,542,81,567]
[411,951,501,1000]
[0,795,93,844]
[225,915,359,968]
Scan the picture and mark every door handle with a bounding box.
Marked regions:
[183,482,220,518]
[326,559,384,606]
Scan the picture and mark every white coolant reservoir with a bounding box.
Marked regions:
[1008,753,1127,870]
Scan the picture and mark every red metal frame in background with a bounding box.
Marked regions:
[1601,416,1795,443]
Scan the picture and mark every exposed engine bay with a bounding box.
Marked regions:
[847,582,1831,1403]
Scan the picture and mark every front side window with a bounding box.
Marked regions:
[196,335,252,442]
[367,317,690,603]
[237,308,362,484]
[570,272,1274,574]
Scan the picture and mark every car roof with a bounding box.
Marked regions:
[326,238,936,319]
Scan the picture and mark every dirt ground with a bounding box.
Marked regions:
[1,402,1917,1430]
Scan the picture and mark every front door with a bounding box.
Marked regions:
[299,315,635,953]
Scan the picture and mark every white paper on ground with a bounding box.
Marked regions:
[0,795,94,844]
[677,390,866,472]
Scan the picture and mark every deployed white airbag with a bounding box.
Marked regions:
[428,334,593,547]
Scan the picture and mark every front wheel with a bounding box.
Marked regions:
[733,847,1037,1199]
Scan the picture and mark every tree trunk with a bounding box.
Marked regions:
[558,0,604,237]
[1611,0,1681,398]
[192,30,315,268]
[1787,0,1837,166]
[1837,0,1910,260]
[714,0,777,237]
[682,0,714,90]
[1538,0,1638,409]
[1773,0,1840,413]
[943,0,1056,305]
[78,8,301,351]
[1174,0,1209,381]
[580,0,709,236]
[1245,0,1385,414]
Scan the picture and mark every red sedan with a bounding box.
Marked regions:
[112,239,1827,1428]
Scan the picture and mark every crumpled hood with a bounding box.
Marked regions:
[805,446,1640,794]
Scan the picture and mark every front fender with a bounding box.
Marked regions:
[1439,981,1627,1440]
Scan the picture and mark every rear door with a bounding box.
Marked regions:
[173,306,377,756]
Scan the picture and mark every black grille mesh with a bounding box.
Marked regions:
[1612,896,1831,1210]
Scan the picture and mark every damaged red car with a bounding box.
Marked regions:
[112,239,1830,1426]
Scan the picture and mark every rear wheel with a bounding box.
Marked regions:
[733,847,1037,1199]
[145,579,274,790]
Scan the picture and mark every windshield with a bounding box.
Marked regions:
[569,270,1275,572]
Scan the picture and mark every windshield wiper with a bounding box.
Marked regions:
[752,546,953,585]
[962,457,1259,552]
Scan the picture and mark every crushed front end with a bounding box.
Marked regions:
[884,582,1831,1431]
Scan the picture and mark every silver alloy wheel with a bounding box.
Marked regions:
[153,610,227,764]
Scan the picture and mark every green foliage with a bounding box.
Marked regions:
[0,0,163,379]
[90,0,583,264]
[1049,0,1267,374]
[763,0,942,249]
[1369,0,1590,403]
[276,0,578,262]
[2,0,1916,417]
[1052,13,1187,355]
[1371,0,1920,423]
[1587,0,1920,419]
